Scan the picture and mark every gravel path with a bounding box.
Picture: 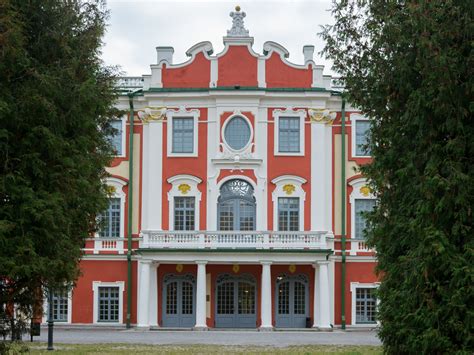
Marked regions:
[35,328,380,346]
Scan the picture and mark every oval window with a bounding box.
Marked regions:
[224,116,251,151]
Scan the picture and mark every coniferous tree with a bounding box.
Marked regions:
[321,1,473,353]
[0,0,118,336]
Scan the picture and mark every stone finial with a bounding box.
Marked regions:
[227,6,249,37]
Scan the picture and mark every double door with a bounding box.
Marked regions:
[275,275,309,328]
[162,275,195,328]
[215,275,256,328]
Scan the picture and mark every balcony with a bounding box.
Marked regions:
[140,231,331,250]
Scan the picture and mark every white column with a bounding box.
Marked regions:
[318,261,332,330]
[149,263,158,327]
[137,260,151,328]
[260,262,273,330]
[195,261,208,329]
[312,264,321,328]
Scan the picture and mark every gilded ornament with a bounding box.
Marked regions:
[176,264,184,273]
[105,185,116,195]
[232,264,240,273]
[283,184,295,195]
[178,184,191,195]
[289,264,296,273]
[308,108,336,124]
[360,186,371,197]
[137,107,167,123]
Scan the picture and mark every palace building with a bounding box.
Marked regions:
[45,7,378,330]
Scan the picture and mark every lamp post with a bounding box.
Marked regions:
[46,288,54,351]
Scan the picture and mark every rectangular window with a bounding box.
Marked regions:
[98,286,119,322]
[279,117,300,153]
[109,120,123,155]
[354,199,376,239]
[278,197,299,231]
[172,117,194,153]
[49,290,68,322]
[98,198,121,238]
[355,120,370,156]
[355,288,377,324]
[174,197,195,231]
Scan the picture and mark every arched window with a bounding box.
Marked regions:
[218,179,256,231]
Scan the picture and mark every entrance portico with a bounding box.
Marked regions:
[136,246,333,330]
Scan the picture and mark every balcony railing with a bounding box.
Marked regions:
[140,231,331,250]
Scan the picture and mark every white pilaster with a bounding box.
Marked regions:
[149,263,158,327]
[146,122,163,230]
[311,122,332,232]
[137,260,151,328]
[318,261,332,330]
[195,261,208,329]
[260,262,273,330]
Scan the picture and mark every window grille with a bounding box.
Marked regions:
[279,117,300,152]
[354,199,376,239]
[238,282,255,314]
[98,286,120,322]
[355,120,371,156]
[172,117,194,153]
[224,116,251,150]
[98,198,121,237]
[293,281,306,315]
[217,282,234,314]
[355,288,377,324]
[166,281,178,315]
[109,120,123,155]
[174,197,195,231]
[278,197,299,231]
[278,281,290,314]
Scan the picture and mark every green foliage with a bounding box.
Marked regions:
[0,0,118,329]
[321,1,473,353]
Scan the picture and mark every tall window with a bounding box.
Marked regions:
[172,117,194,153]
[279,117,300,153]
[355,120,370,156]
[278,197,299,231]
[174,197,195,231]
[98,198,121,238]
[109,119,123,155]
[98,286,119,322]
[49,290,68,322]
[355,288,376,324]
[354,199,376,239]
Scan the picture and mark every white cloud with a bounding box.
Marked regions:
[102,0,335,76]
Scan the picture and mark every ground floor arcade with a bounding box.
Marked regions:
[136,251,334,330]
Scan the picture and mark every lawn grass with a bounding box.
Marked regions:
[17,343,382,355]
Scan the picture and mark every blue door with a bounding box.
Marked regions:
[215,274,257,328]
[162,274,196,328]
[275,274,309,328]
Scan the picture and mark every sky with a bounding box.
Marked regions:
[101,0,335,77]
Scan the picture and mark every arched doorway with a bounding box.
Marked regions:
[162,274,196,328]
[218,179,256,231]
[215,273,257,328]
[275,274,309,328]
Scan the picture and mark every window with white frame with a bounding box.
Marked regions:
[223,116,252,151]
[108,119,124,156]
[351,114,371,157]
[167,108,199,157]
[278,117,300,153]
[174,197,195,231]
[355,288,377,324]
[172,117,194,153]
[49,290,69,322]
[273,108,306,156]
[272,175,306,231]
[278,197,299,231]
[98,286,120,322]
[354,199,376,240]
[98,198,121,238]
